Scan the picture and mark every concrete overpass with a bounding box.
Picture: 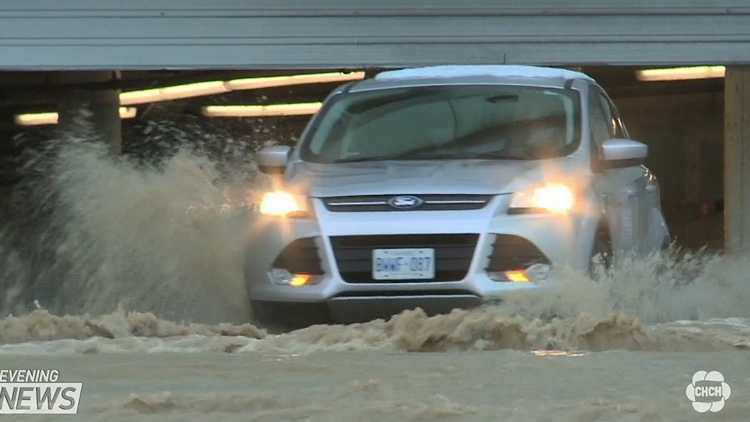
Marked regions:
[0,0,748,252]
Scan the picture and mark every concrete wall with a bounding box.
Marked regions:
[615,92,725,250]
[3,1,750,70]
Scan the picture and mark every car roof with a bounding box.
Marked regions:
[344,65,594,93]
[376,65,593,81]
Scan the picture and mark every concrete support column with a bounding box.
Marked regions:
[724,66,750,254]
[55,71,122,155]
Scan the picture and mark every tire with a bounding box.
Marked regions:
[588,226,613,280]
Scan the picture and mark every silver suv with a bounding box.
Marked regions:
[245,65,670,328]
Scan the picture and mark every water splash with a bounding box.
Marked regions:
[0,111,289,324]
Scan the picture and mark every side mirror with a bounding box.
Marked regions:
[600,138,648,169]
[257,145,292,175]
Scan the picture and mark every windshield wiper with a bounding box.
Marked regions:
[332,151,524,163]
[333,151,453,163]
[333,155,403,163]
[396,150,524,160]
[451,152,525,160]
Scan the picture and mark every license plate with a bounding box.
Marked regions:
[372,248,435,280]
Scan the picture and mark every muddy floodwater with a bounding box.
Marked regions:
[0,309,749,421]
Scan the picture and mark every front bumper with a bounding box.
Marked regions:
[245,195,592,322]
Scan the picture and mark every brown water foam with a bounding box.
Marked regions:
[1,306,747,354]
[0,115,749,354]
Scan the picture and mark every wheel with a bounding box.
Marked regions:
[588,226,613,280]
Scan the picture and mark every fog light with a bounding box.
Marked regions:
[505,270,530,282]
[270,269,321,286]
[488,270,526,282]
[487,264,552,283]
[290,274,312,286]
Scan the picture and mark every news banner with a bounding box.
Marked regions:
[0,369,82,414]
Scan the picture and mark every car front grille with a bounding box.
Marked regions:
[329,234,479,283]
[322,194,492,212]
[272,237,324,275]
[485,234,550,272]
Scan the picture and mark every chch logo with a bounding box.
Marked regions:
[387,195,424,209]
[685,370,731,413]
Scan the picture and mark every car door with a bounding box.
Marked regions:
[601,91,662,252]
[589,86,651,254]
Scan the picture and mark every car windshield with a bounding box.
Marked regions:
[301,84,581,163]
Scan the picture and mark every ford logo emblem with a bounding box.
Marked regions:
[387,195,424,209]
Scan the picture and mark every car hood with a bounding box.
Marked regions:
[283,158,581,197]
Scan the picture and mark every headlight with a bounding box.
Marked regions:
[508,185,575,213]
[260,191,309,217]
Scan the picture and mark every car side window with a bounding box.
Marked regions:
[588,89,611,146]
[599,92,627,139]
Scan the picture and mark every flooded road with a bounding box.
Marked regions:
[1,313,748,421]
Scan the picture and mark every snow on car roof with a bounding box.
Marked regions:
[374,65,594,82]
